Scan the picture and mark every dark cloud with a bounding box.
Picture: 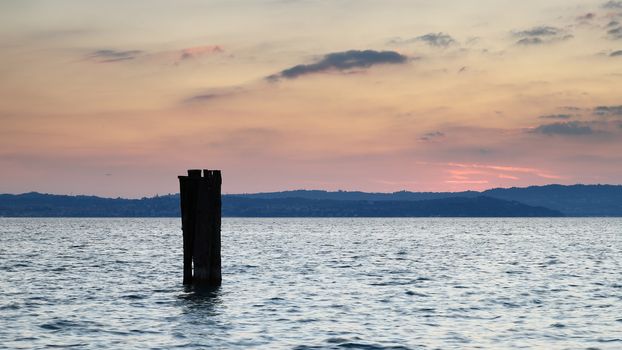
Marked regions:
[182,87,246,105]
[603,0,622,9]
[515,26,561,37]
[388,33,456,47]
[415,33,456,47]
[539,114,573,120]
[184,94,220,103]
[577,13,596,21]
[517,37,544,45]
[419,131,445,141]
[88,49,142,63]
[268,50,408,80]
[594,105,622,116]
[513,26,572,45]
[611,50,622,56]
[532,121,594,135]
[608,26,622,39]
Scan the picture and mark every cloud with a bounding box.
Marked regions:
[603,1,622,9]
[268,50,408,80]
[415,33,456,47]
[444,162,562,180]
[577,13,596,21]
[516,37,544,45]
[594,105,622,115]
[513,26,573,45]
[611,50,622,56]
[515,26,561,37]
[182,87,244,104]
[539,114,573,120]
[87,49,142,63]
[608,20,620,28]
[388,32,456,48]
[608,26,622,39]
[419,131,445,142]
[498,174,520,180]
[532,121,594,135]
[445,180,489,184]
[184,94,221,103]
[560,106,583,111]
[178,45,223,61]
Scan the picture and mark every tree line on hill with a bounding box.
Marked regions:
[1,184,621,217]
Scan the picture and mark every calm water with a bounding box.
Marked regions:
[0,218,621,349]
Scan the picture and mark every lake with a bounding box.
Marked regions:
[1,218,621,349]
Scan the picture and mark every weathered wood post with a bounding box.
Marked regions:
[179,169,222,286]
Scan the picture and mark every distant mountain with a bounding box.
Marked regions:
[0,192,178,217]
[0,192,562,217]
[233,184,622,216]
[1,184,619,217]
[482,185,622,216]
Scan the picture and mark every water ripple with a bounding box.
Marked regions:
[0,218,621,349]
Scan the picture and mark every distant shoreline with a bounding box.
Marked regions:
[2,184,622,217]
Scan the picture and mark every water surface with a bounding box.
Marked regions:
[1,218,621,349]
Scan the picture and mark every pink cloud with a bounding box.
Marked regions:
[498,174,520,180]
[446,162,561,179]
[448,169,484,180]
[445,180,489,184]
[535,172,564,180]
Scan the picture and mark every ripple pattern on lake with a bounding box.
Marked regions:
[1,218,621,349]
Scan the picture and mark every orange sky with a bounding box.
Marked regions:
[1,0,622,197]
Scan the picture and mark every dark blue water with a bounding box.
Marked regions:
[1,218,621,349]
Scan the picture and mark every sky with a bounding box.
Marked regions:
[1,0,622,197]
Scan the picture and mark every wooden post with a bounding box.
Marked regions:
[179,169,222,286]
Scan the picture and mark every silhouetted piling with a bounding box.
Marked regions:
[179,169,222,286]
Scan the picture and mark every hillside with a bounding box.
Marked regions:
[233,184,622,216]
[2,184,620,217]
[0,192,562,217]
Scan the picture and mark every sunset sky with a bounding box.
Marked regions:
[1,0,622,197]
